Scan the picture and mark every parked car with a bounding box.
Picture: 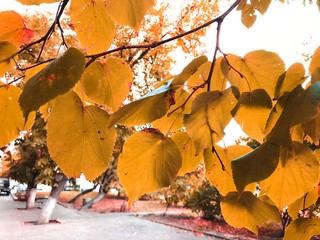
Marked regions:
[0,178,10,196]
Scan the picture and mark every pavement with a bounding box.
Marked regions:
[0,195,233,240]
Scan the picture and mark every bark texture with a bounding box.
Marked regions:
[36,173,67,225]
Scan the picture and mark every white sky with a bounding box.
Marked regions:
[217,1,320,68]
[1,0,320,145]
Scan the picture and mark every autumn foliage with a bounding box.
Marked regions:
[1,0,320,238]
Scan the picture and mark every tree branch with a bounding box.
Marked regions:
[0,0,69,65]
[86,0,242,67]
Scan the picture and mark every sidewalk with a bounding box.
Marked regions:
[0,195,229,240]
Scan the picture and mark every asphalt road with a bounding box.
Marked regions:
[0,194,229,240]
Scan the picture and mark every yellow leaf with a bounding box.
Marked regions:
[106,0,156,30]
[70,0,115,54]
[232,141,280,192]
[0,11,34,47]
[118,131,182,205]
[47,91,116,181]
[152,89,192,133]
[251,0,272,14]
[15,0,60,4]
[172,56,208,87]
[232,89,272,142]
[204,145,253,196]
[222,51,285,98]
[82,58,133,112]
[19,47,85,120]
[260,142,319,209]
[241,4,257,28]
[302,115,320,145]
[288,186,319,219]
[184,87,237,154]
[274,63,306,99]
[0,85,34,147]
[171,132,202,176]
[187,57,227,92]
[290,82,320,127]
[309,46,320,77]
[221,191,280,235]
[284,218,320,240]
[232,87,306,192]
[0,41,17,77]
[109,80,175,127]
[265,86,303,143]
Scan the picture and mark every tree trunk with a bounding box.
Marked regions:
[26,183,37,209]
[36,173,67,225]
[80,172,113,210]
[68,183,98,204]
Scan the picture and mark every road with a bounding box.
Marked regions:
[0,194,230,240]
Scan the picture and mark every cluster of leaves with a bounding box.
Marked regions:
[162,165,205,208]
[1,0,320,238]
[185,179,223,220]
[3,113,55,187]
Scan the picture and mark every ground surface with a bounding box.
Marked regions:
[52,191,286,239]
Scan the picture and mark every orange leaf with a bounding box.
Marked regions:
[0,11,34,47]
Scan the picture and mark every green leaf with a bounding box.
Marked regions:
[221,191,280,235]
[18,47,85,120]
[118,130,182,205]
[184,87,237,154]
[171,56,208,87]
[82,58,133,112]
[274,63,306,99]
[0,85,34,147]
[109,79,175,126]
[0,41,16,77]
[260,142,319,209]
[284,218,320,240]
[232,141,280,192]
[204,145,253,196]
[47,91,116,181]
[171,132,202,176]
[232,89,272,142]
[106,0,156,30]
[70,0,115,54]
[221,51,285,98]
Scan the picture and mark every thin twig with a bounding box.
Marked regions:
[0,76,25,88]
[212,146,226,171]
[85,0,242,67]
[206,19,223,91]
[36,0,70,62]
[0,0,70,65]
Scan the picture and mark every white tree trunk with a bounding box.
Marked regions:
[36,196,57,224]
[26,186,37,209]
[36,173,67,225]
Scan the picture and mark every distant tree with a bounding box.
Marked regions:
[4,112,55,209]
